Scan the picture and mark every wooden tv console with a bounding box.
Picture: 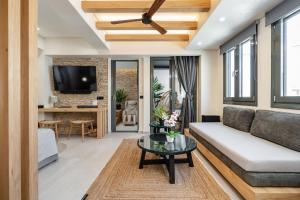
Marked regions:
[39,107,108,139]
[185,129,300,200]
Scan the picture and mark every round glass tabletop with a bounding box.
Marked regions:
[137,134,197,155]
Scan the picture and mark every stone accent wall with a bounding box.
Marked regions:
[116,68,138,101]
[52,56,108,107]
[51,56,108,135]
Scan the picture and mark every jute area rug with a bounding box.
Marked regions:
[86,139,230,200]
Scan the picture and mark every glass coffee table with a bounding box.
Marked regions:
[137,134,197,184]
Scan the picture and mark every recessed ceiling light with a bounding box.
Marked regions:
[197,41,203,46]
[37,27,40,31]
[219,17,226,22]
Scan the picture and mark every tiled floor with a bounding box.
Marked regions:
[116,122,138,132]
[39,133,242,200]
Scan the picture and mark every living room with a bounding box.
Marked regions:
[1,0,300,200]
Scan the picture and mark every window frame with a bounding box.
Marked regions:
[271,10,300,110]
[223,36,257,106]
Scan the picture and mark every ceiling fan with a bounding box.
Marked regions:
[110,0,167,35]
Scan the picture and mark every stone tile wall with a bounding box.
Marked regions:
[116,68,138,101]
[51,56,108,135]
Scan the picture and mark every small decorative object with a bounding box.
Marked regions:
[164,112,180,142]
[49,95,58,107]
[115,89,128,110]
[153,105,168,125]
[97,96,104,105]
[166,131,179,143]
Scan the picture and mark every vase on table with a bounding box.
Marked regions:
[166,135,175,143]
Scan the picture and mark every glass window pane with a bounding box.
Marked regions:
[284,12,300,96]
[240,40,251,97]
[174,70,186,114]
[153,65,171,112]
[226,49,235,97]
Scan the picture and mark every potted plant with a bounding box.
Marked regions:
[153,105,168,125]
[152,77,164,107]
[115,88,127,110]
[164,112,180,142]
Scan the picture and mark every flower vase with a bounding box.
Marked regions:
[166,135,174,143]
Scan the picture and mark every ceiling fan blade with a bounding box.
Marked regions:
[150,21,167,35]
[111,18,142,24]
[147,0,166,17]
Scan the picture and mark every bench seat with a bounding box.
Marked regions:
[189,122,300,186]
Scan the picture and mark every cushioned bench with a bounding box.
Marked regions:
[190,123,300,186]
[188,107,300,199]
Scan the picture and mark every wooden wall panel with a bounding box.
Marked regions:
[0,0,10,198]
[21,0,38,199]
[0,0,38,199]
[0,0,22,199]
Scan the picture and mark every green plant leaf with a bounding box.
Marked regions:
[153,105,168,120]
[115,88,128,103]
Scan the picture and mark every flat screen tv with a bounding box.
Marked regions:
[53,65,97,94]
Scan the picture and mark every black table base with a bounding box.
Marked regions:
[153,127,170,134]
[139,150,194,184]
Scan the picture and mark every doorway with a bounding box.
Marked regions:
[111,60,139,132]
[150,57,198,130]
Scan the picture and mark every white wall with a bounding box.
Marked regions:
[38,36,54,119]
[200,50,223,115]
[138,58,144,132]
[203,17,300,116]
[44,37,203,56]
[142,57,151,133]
[38,37,53,106]
[44,38,99,55]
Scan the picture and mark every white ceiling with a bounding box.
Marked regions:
[187,0,283,50]
[38,0,284,52]
[38,0,108,50]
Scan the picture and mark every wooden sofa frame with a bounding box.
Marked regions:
[185,129,300,200]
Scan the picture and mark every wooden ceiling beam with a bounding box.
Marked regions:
[96,21,197,30]
[105,34,189,41]
[82,0,210,13]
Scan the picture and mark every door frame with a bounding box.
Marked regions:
[150,57,175,122]
[111,60,139,132]
[150,56,200,125]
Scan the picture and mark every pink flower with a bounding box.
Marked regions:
[164,112,179,127]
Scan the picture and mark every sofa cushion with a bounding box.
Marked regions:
[223,107,255,132]
[250,110,300,152]
[189,122,300,172]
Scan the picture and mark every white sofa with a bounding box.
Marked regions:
[189,107,300,200]
[190,122,300,173]
[38,128,58,169]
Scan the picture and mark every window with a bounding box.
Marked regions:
[240,40,251,97]
[225,49,235,98]
[271,10,300,109]
[223,37,257,105]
